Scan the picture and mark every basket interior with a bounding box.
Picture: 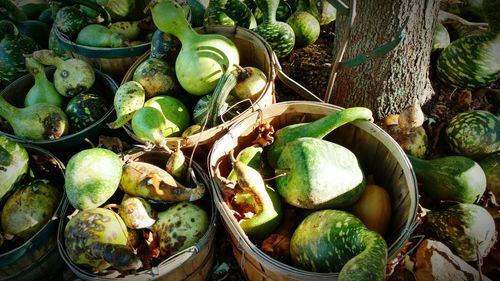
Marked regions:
[209,102,418,263]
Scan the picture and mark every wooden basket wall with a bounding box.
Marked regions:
[121,25,277,150]
[207,101,419,281]
[57,148,217,281]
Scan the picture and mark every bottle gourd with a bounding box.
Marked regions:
[149,0,240,96]
[24,56,64,107]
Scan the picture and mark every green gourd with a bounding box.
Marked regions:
[436,0,500,89]
[0,96,69,140]
[108,19,142,41]
[0,20,39,86]
[76,24,125,48]
[479,153,500,199]
[432,22,451,51]
[426,203,496,261]
[165,148,188,181]
[444,110,500,159]
[290,209,387,280]
[204,0,252,28]
[32,49,95,97]
[132,57,179,98]
[306,0,337,26]
[53,5,92,37]
[408,154,486,203]
[107,81,145,129]
[286,10,321,49]
[232,161,283,239]
[253,0,295,58]
[0,136,29,203]
[150,0,240,96]
[24,56,64,107]
[267,107,373,168]
[149,29,181,64]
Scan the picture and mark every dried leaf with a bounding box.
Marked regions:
[252,124,275,147]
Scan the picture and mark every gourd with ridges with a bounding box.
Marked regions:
[149,0,240,96]
[0,19,39,85]
[253,0,295,58]
[436,0,500,89]
[445,110,500,159]
[290,209,387,280]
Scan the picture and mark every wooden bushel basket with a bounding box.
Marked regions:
[57,148,217,281]
[0,143,67,281]
[208,101,419,281]
[121,25,276,151]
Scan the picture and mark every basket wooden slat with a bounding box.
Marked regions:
[208,101,419,281]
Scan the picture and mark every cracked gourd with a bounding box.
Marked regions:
[150,0,239,96]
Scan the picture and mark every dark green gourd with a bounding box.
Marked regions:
[150,29,181,64]
[286,10,320,48]
[436,0,500,89]
[253,0,295,58]
[150,0,240,96]
[306,0,337,26]
[408,155,486,203]
[53,5,92,37]
[0,96,69,140]
[0,20,39,86]
[24,56,64,107]
[290,210,387,280]
[204,0,252,28]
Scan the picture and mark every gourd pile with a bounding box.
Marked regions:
[61,146,211,274]
[0,136,63,252]
[0,49,111,140]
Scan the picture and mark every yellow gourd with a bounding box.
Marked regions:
[349,183,392,236]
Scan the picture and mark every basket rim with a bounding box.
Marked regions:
[54,27,150,59]
[207,101,420,278]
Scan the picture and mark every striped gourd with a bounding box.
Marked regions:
[253,0,295,58]
[436,0,500,89]
[204,0,252,28]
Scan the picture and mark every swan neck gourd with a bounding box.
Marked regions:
[255,0,278,23]
[0,97,21,119]
[150,0,197,43]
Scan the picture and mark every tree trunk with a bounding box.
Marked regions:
[328,0,440,120]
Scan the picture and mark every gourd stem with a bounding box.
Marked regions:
[0,97,19,124]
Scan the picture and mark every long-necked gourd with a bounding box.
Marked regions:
[267,107,373,168]
[24,56,64,107]
[0,19,39,86]
[436,0,500,89]
[0,96,69,140]
[32,49,95,97]
[253,0,295,58]
[408,154,486,203]
[149,0,240,96]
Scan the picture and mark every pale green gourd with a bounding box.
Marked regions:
[24,56,64,107]
[76,24,125,48]
[150,0,240,96]
[32,49,95,97]
[107,81,145,129]
[0,96,69,140]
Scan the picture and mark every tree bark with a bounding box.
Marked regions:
[328,0,440,120]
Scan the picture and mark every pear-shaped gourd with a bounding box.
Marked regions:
[132,57,179,98]
[108,19,143,41]
[32,49,95,97]
[76,24,125,48]
[118,196,156,229]
[107,81,145,129]
[231,65,267,101]
[436,0,500,89]
[150,0,240,96]
[165,147,188,181]
[253,0,295,58]
[408,155,486,203]
[0,96,69,140]
[24,56,64,107]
